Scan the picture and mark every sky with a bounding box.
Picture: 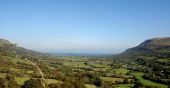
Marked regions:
[0,0,170,54]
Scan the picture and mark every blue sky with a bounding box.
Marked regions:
[0,0,170,54]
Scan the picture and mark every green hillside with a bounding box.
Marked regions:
[0,38,169,88]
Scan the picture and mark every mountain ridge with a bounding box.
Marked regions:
[0,38,46,58]
[125,37,170,53]
[0,38,12,46]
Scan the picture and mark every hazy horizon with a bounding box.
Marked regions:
[1,0,170,54]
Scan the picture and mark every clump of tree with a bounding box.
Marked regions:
[0,78,5,88]
[143,72,170,85]
[133,81,144,88]
[61,75,87,88]
[49,83,62,88]
[22,78,47,88]
[101,81,112,88]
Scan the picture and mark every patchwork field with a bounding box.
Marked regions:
[132,73,168,88]
[0,72,59,86]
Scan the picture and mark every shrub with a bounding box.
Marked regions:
[0,78,5,88]
[5,75,20,88]
[22,78,45,88]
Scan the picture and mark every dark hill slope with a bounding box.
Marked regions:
[0,38,12,46]
[0,38,45,58]
[124,37,170,57]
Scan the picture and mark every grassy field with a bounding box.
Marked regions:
[26,70,34,74]
[133,72,168,88]
[0,72,59,86]
[92,67,110,72]
[117,84,134,88]
[89,63,107,68]
[15,77,60,85]
[114,68,129,75]
[62,61,90,68]
[15,77,30,85]
[85,84,97,88]
[0,73,29,86]
[45,79,60,84]
[100,77,124,83]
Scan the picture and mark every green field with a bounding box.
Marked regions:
[100,77,124,83]
[133,73,168,88]
[15,77,30,85]
[89,63,108,68]
[114,68,129,75]
[117,84,134,88]
[85,84,97,88]
[45,79,60,84]
[62,61,90,68]
[0,72,59,86]
[92,67,110,72]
